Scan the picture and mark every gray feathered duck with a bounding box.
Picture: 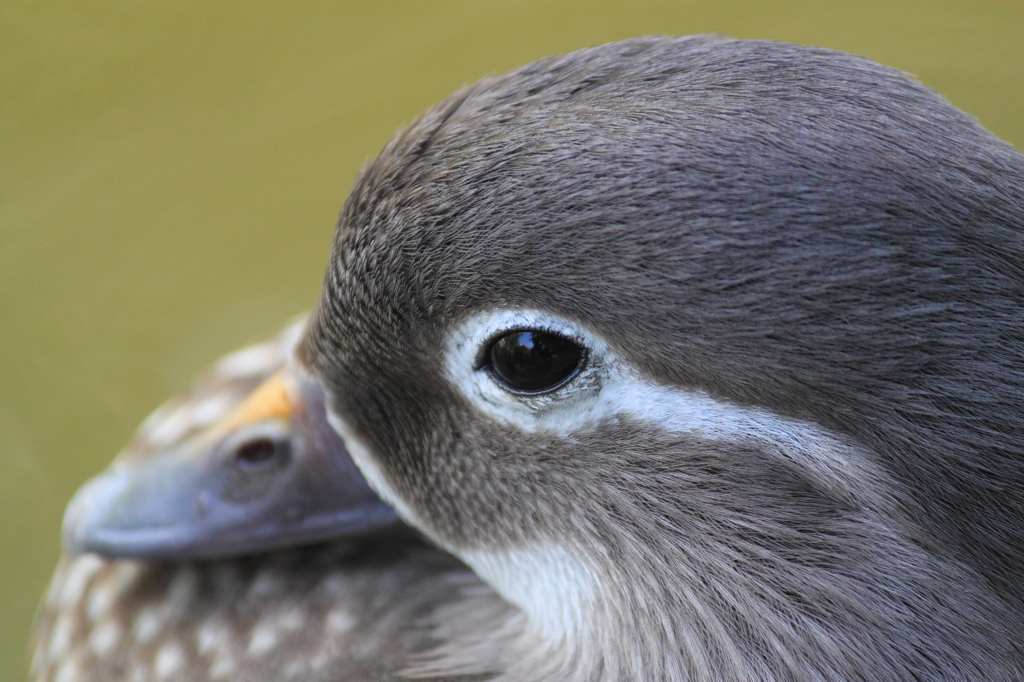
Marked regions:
[42,35,1024,681]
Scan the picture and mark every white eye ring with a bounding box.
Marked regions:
[445,310,609,432]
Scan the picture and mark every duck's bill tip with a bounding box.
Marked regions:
[61,442,403,560]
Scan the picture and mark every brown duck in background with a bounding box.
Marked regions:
[33,320,488,681]
[35,36,1024,681]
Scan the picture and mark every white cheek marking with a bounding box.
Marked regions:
[460,545,597,643]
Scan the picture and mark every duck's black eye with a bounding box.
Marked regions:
[485,330,585,393]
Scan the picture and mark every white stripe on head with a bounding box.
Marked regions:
[445,309,892,513]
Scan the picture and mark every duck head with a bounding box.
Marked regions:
[62,320,400,561]
[295,36,1024,679]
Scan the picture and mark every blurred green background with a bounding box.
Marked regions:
[2,1,1022,678]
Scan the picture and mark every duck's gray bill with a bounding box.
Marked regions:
[62,365,400,560]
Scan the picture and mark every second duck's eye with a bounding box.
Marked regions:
[484,330,585,393]
[233,435,291,471]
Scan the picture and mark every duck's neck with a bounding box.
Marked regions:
[422,540,677,682]
[423,517,1023,682]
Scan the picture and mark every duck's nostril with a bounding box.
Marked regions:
[235,437,280,469]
